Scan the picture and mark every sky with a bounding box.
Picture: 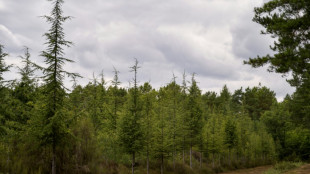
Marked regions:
[0,0,295,100]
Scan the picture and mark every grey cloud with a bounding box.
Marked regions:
[0,0,295,100]
[0,25,22,52]
[230,2,274,60]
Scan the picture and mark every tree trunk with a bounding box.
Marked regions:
[229,148,231,166]
[52,144,56,174]
[236,151,239,162]
[183,148,185,164]
[212,153,214,168]
[132,152,135,174]
[173,150,175,170]
[190,145,192,169]
[6,148,10,173]
[200,152,202,168]
[147,149,149,174]
[161,154,164,174]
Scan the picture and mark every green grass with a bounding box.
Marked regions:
[263,161,304,174]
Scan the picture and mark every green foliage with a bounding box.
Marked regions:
[0,63,281,173]
[21,0,81,173]
[224,118,237,151]
[187,75,202,145]
[245,0,310,131]
[243,86,276,120]
[219,85,231,114]
[152,89,171,160]
[118,59,143,173]
[0,44,11,85]
[289,82,310,128]
[264,161,304,174]
[245,0,310,87]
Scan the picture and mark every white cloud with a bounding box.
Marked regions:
[0,25,22,48]
[0,1,4,10]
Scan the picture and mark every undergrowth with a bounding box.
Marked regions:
[263,161,304,174]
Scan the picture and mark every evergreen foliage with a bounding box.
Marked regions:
[245,0,310,87]
[245,0,310,129]
[29,0,79,173]
[119,59,143,174]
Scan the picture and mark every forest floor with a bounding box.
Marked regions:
[220,165,272,174]
[284,163,310,174]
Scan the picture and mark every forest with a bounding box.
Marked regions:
[1,0,310,174]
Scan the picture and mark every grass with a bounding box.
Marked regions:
[263,161,304,174]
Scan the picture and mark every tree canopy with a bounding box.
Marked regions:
[245,0,310,87]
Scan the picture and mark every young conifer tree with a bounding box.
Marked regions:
[40,0,79,173]
[110,67,121,130]
[179,71,187,164]
[140,82,155,174]
[224,118,237,165]
[15,47,36,104]
[0,44,10,140]
[119,59,142,174]
[0,44,11,135]
[171,74,177,169]
[187,74,202,169]
[0,44,11,87]
[12,47,37,127]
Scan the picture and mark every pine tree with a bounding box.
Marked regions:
[0,43,10,102]
[224,118,237,165]
[187,74,202,169]
[170,74,178,169]
[231,87,243,114]
[39,0,79,173]
[119,59,143,174]
[110,67,121,130]
[245,0,310,88]
[243,86,276,120]
[14,47,36,107]
[152,88,170,174]
[0,44,11,87]
[89,73,102,130]
[0,44,12,173]
[205,113,222,168]
[140,82,156,174]
[180,71,189,164]
[219,85,231,115]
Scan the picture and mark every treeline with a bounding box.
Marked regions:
[1,45,278,173]
[1,0,310,173]
[1,37,310,174]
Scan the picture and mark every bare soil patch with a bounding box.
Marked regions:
[220,166,272,174]
[284,164,310,174]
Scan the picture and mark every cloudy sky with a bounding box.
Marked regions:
[0,0,294,100]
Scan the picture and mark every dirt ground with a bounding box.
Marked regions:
[284,164,310,174]
[220,164,310,174]
[220,165,272,174]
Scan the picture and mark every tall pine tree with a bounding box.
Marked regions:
[39,0,79,173]
[0,44,11,135]
[187,74,202,169]
[119,59,143,174]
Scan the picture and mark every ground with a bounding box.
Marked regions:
[220,164,310,174]
[220,166,272,174]
[284,164,310,174]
